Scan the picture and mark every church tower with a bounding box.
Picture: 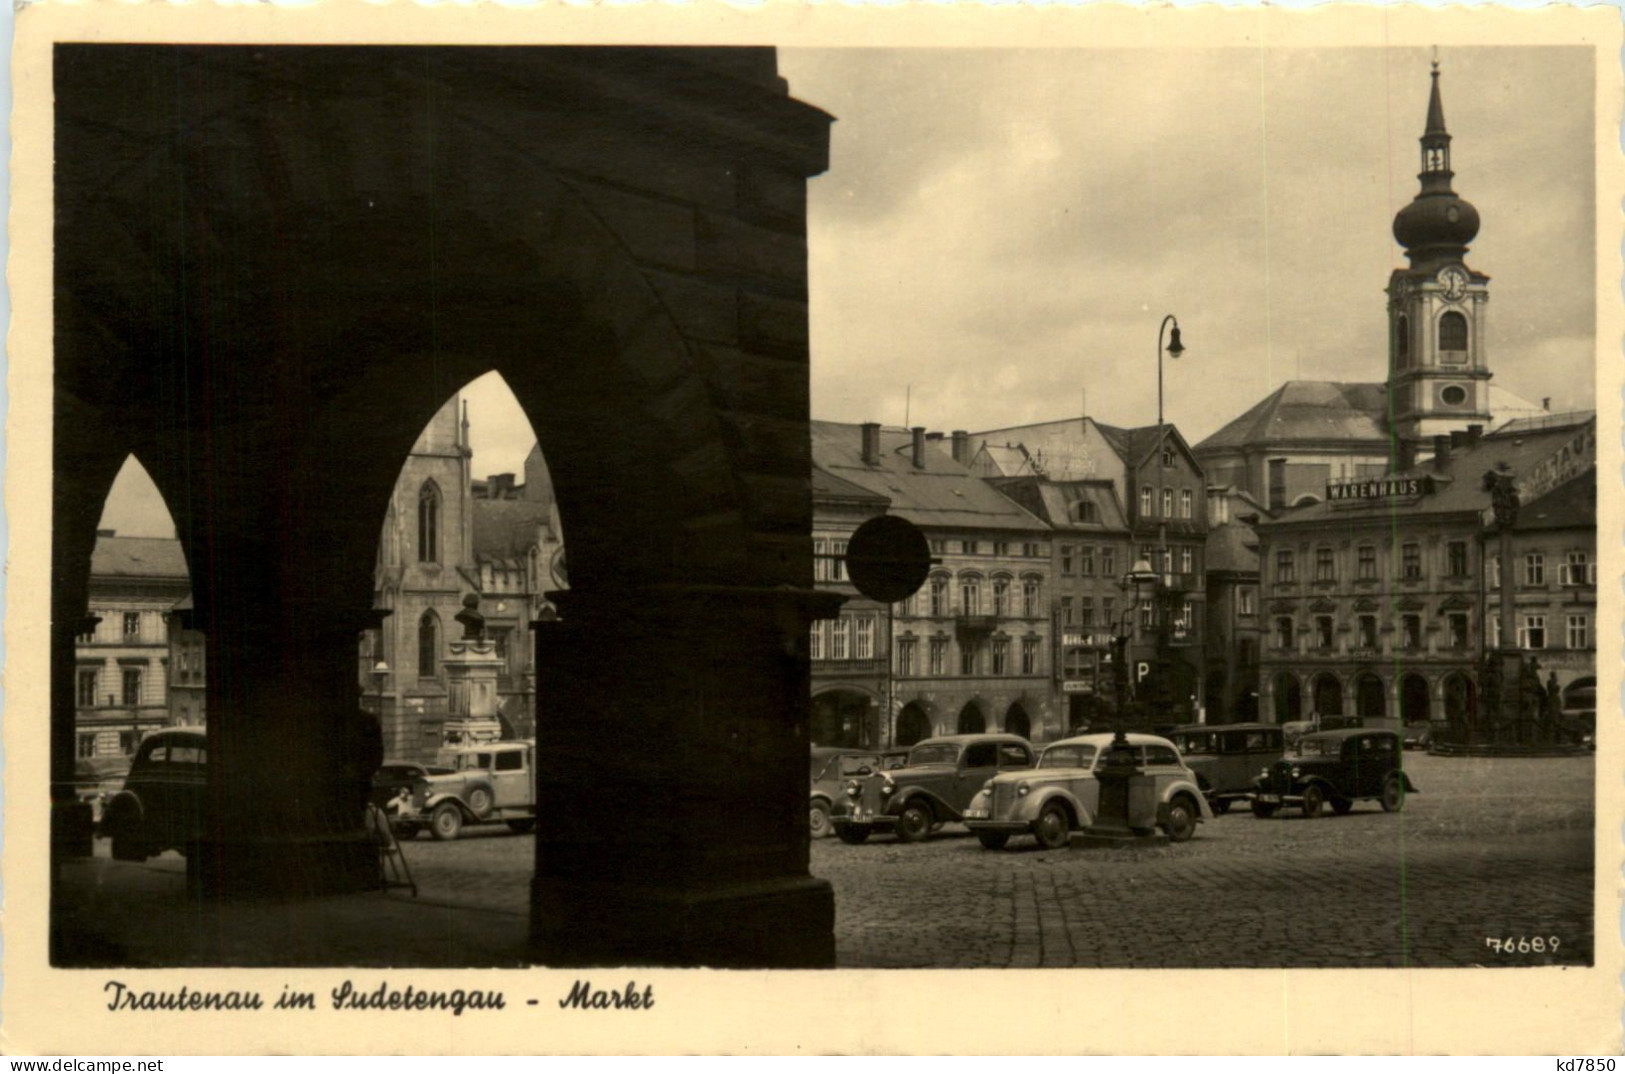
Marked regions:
[1386,60,1493,446]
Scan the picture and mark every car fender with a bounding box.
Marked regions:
[423,791,476,819]
[885,784,957,821]
[1396,772,1420,793]
[100,790,144,835]
[809,792,834,811]
[1021,785,1092,828]
[1161,779,1213,820]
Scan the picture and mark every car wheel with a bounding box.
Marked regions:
[1163,796,1198,843]
[809,801,833,839]
[430,803,464,841]
[1251,799,1278,819]
[505,819,537,834]
[1381,774,1406,813]
[1331,797,1354,815]
[1033,801,1072,850]
[976,831,1011,850]
[1301,784,1325,819]
[467,787,494,819]
[835,824,872,845]
[894,801,933,844]
[110,834,150,862]
[1211,799,1231,815]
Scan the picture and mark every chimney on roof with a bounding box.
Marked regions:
[860,422,880,466]
[1543,397,1551,412]
[1450,429,1468,451]
[1468,423,1483,446]
[1397,441,1418,473]
[1433,434,1451,471]
[951,430,970,465]
[911,426,927,469]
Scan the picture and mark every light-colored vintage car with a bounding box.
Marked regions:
[398,740,537,841]
[962,732,1212,850]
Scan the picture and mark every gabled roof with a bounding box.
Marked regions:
[1094,421,1201,472]
[90,536,190,580]
[472,498,553,562]
[809,421,1049,533]
[1195,381,1392,453]
[812,464,890,507]
[1206,520,1260,574]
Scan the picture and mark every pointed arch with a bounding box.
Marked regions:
[417,609,440,678]
[417,480,442,564]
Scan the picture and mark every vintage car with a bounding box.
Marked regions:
[832,733,1034,844]
[1167,723,1285,813]
[99,729,207,861]
[74,755,132,825]
[963,732,1211,849]
[397,740,537,841]
[809,746,905,839]
[371,760,453,818]
[1251,728,1416,818]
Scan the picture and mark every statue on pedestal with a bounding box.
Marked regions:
[455,593,485,641]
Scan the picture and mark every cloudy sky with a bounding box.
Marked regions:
[780,46,1596,439]
[100,46,1596,538]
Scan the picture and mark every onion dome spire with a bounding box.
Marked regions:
[1392,57,1480,268]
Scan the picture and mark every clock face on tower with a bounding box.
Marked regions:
[1438,265,1469,302]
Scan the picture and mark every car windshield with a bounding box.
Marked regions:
[1298,738,1333,758]
[838,754,884,776]
[1175,734,1214,755]
[1038,744,1097,770]
[906,744,959,767]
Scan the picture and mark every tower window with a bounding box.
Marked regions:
[1439,311,1468,352]
[417,482,441,563]
[1395,315,1410,367]
[417,611,438,678]
[1440,385,1468,406]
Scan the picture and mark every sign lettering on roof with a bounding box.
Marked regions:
[1518,424,1596,505]
[1324,475,1434,502]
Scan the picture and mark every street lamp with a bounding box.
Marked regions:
[1153,315,1187,717]
[371,659,390,718]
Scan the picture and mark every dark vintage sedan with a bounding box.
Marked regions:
[1167,722,1285,813]
[832,733,1035,844]
[99,729,207,861]
[1251,728,1417,818]
[808,747,905,839]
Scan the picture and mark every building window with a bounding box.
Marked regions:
[1162,489,1174,518]
[1162,448,1175,468]
[1275,550,1296,584]
[77,733,96,759]
[1562,551,1592,586]
[1060,596,1074,626]
[1022,579,1039,618]
[930,539,946,555]
[1102,597,1115,629]
[812,538,829,582]
[121,667,142,706]
[963,540,981,556]
[1022,542,1041,558]
[1274,617,1293,649]
[1439,311,1468,351]
[1401,543,1422,581]
[1358,615,1378,650]
[809,622,824,662]
[1446,541,1469,578]
[1313,548,1335,582]
[1489,615,1501,648]
[829,539,847,581]
[928,638,947,676]
[1490,555,1502,589]
[1448,612,1469,649]
[122,612,140,641]
[1139,599,1154,630]
[992,578,1010,617]
[119,731,140,755]
[1238,587,1256,616]
[993,541,1010,556]
[1357,546,1377,581]
[854,617,875,660]
[417,611,438,678]
[1315,616,1334,650]
[417,482,441,563]
[1021,638,1040,675]
[1567,615,1588,650]
[1395,315,1410,367]
[1060,545,1075,576]
[991,639,1009,675]
[77,668,98,707]
[1524,553,1545,587]
[960,577,981,615]
[830,618,850,661]
[1079,597,1094,628]
[1079,546,1095,577]
[1179,547,1193,576]
[1101,548,1115,578]
[1179,489,1193,519]
[1402,615,1422,650]
[1140,487,1153,517]
[896,638,916,677]
[960,642,978,676]
[1519,615,1546,650]
[930,577,948,617]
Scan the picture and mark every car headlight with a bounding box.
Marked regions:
[845,780,861,798]
[1016,782,1031,796]
[1258,767,1269,779]
[880,780,896,798]
[1291,766,1302,779]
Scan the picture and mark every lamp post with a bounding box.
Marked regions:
[1114,556,1159,739]
[1152,315,1185,720]
[371,659,389,720]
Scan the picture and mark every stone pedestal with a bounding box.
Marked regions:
[529,586,838,968]
[443,639,506,744]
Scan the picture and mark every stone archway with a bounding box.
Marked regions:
[1444,673,1476,729]
[1354,673,1387,719]
[958,701,987,735]
[1400,674,1432,724]
[896,703,933,747]
[52,45,835,969]
[1004,702,1031,740]
[1312,673,1344,717]
[1272,672,1302,723]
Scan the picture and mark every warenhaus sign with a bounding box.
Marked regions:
[1324,475,1436,502]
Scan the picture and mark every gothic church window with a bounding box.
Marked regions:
[418,611,438,678]
[418,482,441,563]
